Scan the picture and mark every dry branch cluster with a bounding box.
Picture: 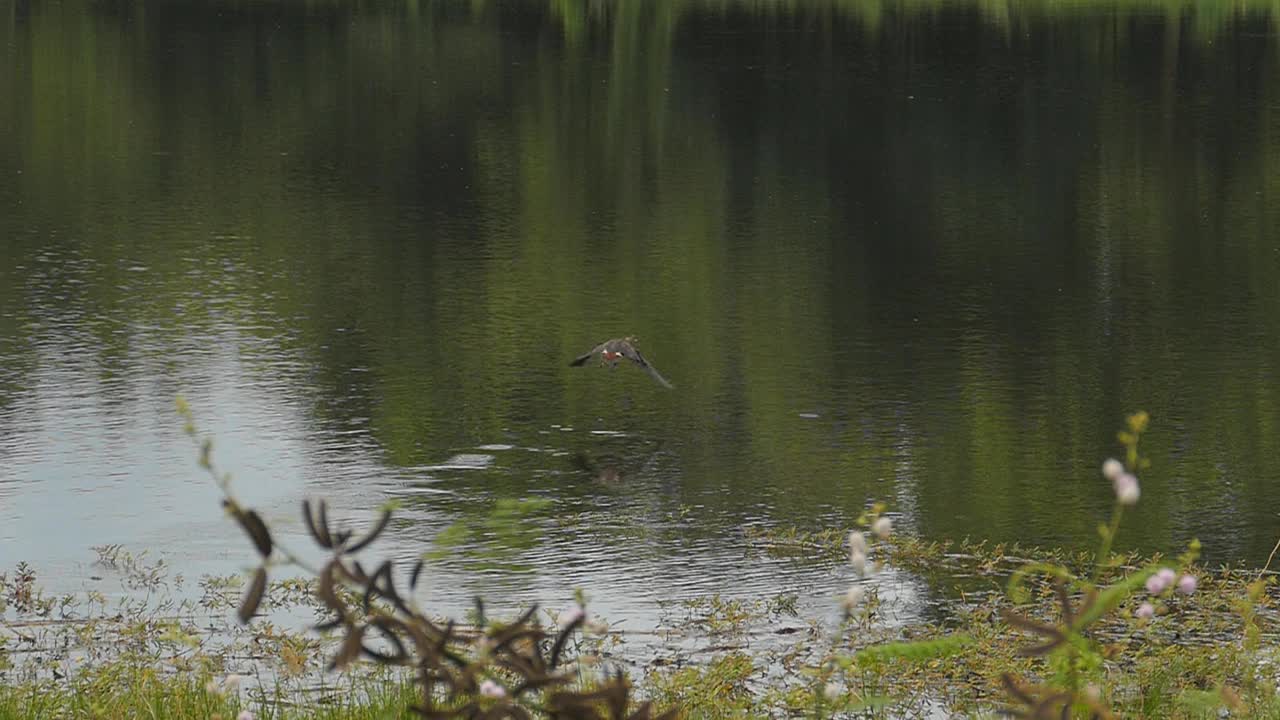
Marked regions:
[226,497,675,720]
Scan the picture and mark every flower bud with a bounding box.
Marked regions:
[871,516,893,539]
[843,585,865,611]
[848,531,868,555]
[849,551,868,576]
[1102,458,1124,481]
[1114,473,1140,505]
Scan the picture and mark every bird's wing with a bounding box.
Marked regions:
[569,341,608,367]
[623,346,675,389]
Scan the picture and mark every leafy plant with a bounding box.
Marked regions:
[995,412,1196,718]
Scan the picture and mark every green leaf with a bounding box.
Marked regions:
[850,634,973,667]
[1072,565,1158,630]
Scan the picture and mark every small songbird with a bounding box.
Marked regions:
[569,336,674,389]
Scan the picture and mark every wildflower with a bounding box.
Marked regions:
[1136,602,1155,619]
[849,551,868,576]
[557,603,586,628]
[871,516,893,539]
[842,585,865,612]
[237,712,255,720]
[1102,458,1124,481]
[1114,473,1140,505]
[205,679,222,695]
[1146,572,1169,595]
[824,682,843,701]
[848,530,868,555]
[1156,568,1176,585]
[223,674,241,692]
[1177,574,1197,595]
[479,679,506,698]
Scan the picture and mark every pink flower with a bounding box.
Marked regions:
[1136,602,1155,619]
[1177,574,1197,595]
[1145,573,1168,595]
[237,712,255,720]
[1156,568,1176,585]
[556,603,586,628]
[479,679,506,698]
[1113,473,1140,505]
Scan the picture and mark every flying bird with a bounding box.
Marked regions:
[569,337,674,389]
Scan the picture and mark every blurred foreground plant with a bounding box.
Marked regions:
[176,397,674,720]
[995,411,1204,718]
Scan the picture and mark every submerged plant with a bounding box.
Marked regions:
[176,397,674,720]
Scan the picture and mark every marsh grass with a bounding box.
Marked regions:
[0,667,425,720]
[4,531,1280,718]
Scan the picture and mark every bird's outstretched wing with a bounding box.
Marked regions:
[569,342,607,367]
[620,345,675,389]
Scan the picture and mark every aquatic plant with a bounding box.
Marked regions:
[991,411,1169,717]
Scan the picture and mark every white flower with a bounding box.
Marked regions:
[223,674,241,692]
[205,679,221,695]
[479,679,506,698]
[1102,458,1124,481]
[237,712,255,720]
[824,681,843,701]
[848,530,868,555]
[842,585,865,611]
[1114,473,1140,505]
[557,603,586,628]
[849,551,868,576]
[871,516,893,539]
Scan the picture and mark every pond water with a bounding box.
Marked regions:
[3,0,1280,627]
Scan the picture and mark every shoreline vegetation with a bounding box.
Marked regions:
[3,410,1279,719]
[2,537,1279,717]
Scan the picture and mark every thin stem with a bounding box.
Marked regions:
[195,446,322,577]
[1091,503,1125,585]
[1258,536,1280,581]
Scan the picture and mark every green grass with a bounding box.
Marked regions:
[0,666,422,720]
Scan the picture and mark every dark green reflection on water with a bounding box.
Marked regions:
[2,0,1280,584]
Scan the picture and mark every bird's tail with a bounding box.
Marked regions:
[644,364,675,389]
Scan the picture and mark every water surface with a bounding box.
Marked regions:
[3,0,1280,625]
